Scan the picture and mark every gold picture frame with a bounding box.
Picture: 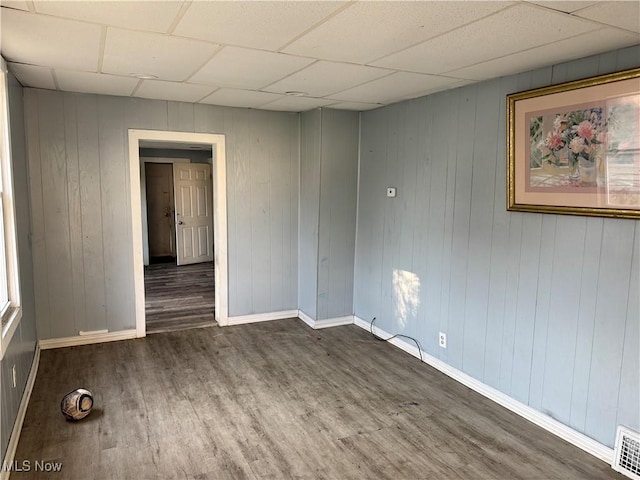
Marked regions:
[507,67,640,219]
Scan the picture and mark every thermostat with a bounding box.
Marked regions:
[386,187,397,198]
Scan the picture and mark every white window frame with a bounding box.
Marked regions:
[0,58,22,360]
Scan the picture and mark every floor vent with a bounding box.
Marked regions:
[613,426,640,480]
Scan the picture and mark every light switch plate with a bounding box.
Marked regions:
[386,187,396,198]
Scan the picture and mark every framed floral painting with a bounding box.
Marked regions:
[507,67,640,219]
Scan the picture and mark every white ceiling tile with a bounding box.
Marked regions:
[1,1,29,11]
[189,47,314,90]
[259,96,334,112]
[526,1,597,13]
[102,28,219,82]
[8,62,55,89]
[329,72,467,104]
[283,1,512,64]
[199,89,283,109]
[55,70,138,96]
[0,9,101,71]
[0,1,635,109]
[448,28,640,80]
[326,101,382,111]
[135,80,215,103]
[373,3,600,75]
[32,1,184,33]
[575,1,640,33]
[264,61,392,97]
[173,1,346,50]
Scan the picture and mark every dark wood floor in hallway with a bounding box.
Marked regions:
[13,320,621,480]
[144,261,215,334]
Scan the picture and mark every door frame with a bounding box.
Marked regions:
[128,129,228,337]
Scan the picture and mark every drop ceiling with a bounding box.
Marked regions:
[1,1,638,112]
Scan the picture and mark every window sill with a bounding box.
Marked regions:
[1,306,22,360]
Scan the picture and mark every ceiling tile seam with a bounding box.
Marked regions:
[97,26,107,73]
[102,25,224,50]
[54,69,144,85]
[569,15,640,35]
[166,34,371,67]
[523,1,634,34]
[255,92,333,109]
[257,59,321,91]
[23,5,188,37]
[148,34,430,76]
[520,0,587,15]
[384,85,454,105]
[129,79,144,97]
[6,8,147,34]
[275,0,357,52]
[182,44,225,84]
[14,9,224,49]
[0,5,26,13]
[564,3,601,15]
[254,61,457,97]
[194,88,219,104]
[252,96,290,109]
[364,1,521,66]
[310,69,399,99]
[440,25,624,77]
[310,69,444,102]
[166,0,193,35]
[50,68,60,90]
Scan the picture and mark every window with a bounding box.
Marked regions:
[0,58,21,359]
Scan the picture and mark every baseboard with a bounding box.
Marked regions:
[353,316,614,465]
[226,310,299,326]
[1,343,40,480]
[38,329,137,350]
[298,311,354,329]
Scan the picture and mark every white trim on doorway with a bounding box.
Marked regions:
[128,130,229,337]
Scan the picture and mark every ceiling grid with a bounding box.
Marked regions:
[0,0,637,112]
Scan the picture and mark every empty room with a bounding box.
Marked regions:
[0,1,638,479]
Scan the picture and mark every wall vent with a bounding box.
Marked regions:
[613,426,640,480]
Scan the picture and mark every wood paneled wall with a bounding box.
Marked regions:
[299,110,321,318]
[1,72,38,461]
[24,91,299,339]
[354,46,640,448]
[299,109,358,320]
[317,109,358,320]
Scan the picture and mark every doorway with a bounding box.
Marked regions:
[142,153,215,333]
[145,162,176,262]
[128,130,229,338]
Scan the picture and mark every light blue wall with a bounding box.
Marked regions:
[354,45,640,448]
[317,109,358,320]
[299,109,321,318]
[24,90,299,339]
[299,109,358,320]
[1,72,37,461]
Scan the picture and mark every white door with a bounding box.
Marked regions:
[173,163,214,266]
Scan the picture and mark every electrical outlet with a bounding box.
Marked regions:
[11,364,16,388]
[386,187,397,198]
[439,332,447,349]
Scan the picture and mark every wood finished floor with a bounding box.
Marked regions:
[144,261,215,334]
[14,320,622,480]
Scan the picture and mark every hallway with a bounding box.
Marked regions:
[144,261,215,334]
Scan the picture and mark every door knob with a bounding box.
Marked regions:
[178,220,184,225]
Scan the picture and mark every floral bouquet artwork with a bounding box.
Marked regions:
[508,68,639,218]
[529,107,605,188]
